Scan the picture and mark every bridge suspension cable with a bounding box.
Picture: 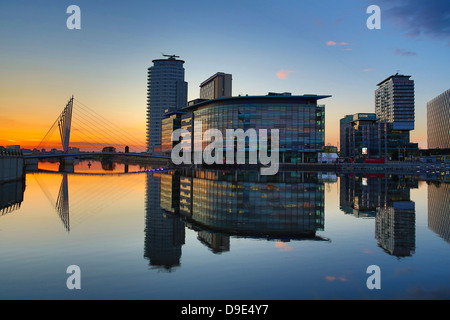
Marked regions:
[71,102,139,151]
[73,99,144,149]
[36,97,146,152]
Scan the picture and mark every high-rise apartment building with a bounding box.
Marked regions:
[375,73,415,130]
[427,88,450,149]
[199,72,232,100]
[147,55,187,153]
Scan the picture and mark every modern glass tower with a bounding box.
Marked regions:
[147,55,187,153]
[427,88,450,149]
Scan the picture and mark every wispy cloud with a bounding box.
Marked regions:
[325,275,350,282]
[395,48,417,56]
[380,0,450,41]
[326,41,351,47]
[362,68,374,72]
[313,19,324,27]
[276,70,295,80]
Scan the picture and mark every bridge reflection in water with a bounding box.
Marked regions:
[13,167,448,272]
[31,169,149,233]
[144,169,328,272]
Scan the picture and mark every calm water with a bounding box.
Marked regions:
[0,160,449,300]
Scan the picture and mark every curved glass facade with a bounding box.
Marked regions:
[158,169,325,239]
[427,88,450,149]
[174,96,328,164]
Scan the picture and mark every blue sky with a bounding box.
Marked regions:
[1,0,449,148]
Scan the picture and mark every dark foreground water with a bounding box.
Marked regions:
[0,160,449,300]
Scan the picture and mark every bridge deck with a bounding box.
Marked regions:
[24,152,171,160]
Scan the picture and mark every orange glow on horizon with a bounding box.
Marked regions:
[0,123,146,151]
[0,99,427,151]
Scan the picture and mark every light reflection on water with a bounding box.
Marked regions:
[0,161,449,300]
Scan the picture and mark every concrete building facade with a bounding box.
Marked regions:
[199,72,232,100]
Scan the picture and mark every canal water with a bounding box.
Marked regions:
[0,160,449,300]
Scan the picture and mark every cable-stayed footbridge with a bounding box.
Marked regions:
[25,96,170,172]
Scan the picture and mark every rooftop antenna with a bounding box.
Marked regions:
[162,54,180,59]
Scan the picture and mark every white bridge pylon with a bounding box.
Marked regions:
[58,96,74,153]
[36,96,74,153]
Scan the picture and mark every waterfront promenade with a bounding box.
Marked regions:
[280,161,450,175]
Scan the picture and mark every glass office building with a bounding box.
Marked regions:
[340,114,419,161]
[427,88,450,150]
[161,111,183,154]
[168,94,330,164]
[340,113,381,159]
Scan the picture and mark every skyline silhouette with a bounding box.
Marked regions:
[1,1,449,150]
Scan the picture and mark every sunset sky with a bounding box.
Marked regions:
[1,0,449,150]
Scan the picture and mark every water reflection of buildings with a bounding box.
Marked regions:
[101,158,116,171]
[182,170,325,240]
[339,174,418,257]
[0,177,26,216]
[340,174,383,218]
[144,170,327,270]
[144,173,185,272]
[376,201,416,257]
[428,182,450,244]
[147,169,327,261]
